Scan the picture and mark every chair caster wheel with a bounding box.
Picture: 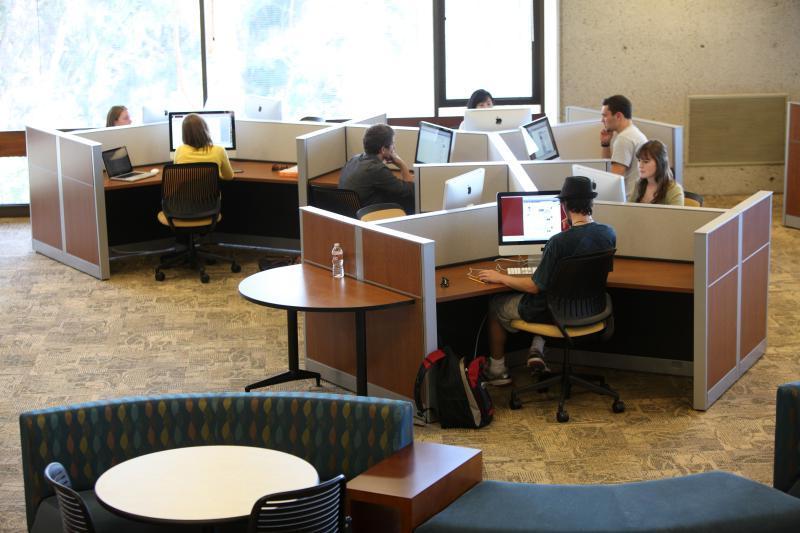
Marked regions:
[201,273,210,283]
[509,392,522,410]
[231,262,241,273]
[556,410,569,423]
[612,399,625,413]
[155,271,165,281]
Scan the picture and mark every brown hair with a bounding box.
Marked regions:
[181,114,213,150]
[105,105,127,127]
[633,140,674,204]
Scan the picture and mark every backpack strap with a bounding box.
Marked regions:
[414,349,446,415]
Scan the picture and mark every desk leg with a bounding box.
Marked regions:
[245,309,322,392]
[355,311,367,396]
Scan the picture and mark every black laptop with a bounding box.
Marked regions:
[101,146,154,181]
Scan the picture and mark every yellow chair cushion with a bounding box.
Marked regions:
[157,211,221,228]
[360,208,407,222]
[510,319,606,339]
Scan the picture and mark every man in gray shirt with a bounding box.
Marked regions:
[339,124,415,214]
[600,95,647,199]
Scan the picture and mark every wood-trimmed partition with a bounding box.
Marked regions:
[784,101,800,228]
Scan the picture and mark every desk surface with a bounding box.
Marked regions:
[106,160,298,190]
[95,445,318,524]
[240,263,415,313]
[436,257,693,302]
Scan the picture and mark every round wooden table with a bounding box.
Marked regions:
[239,263,414,395]
[95,445,318,527]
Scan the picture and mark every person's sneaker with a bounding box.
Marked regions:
[484,367,512,386]
[526,353,550,373]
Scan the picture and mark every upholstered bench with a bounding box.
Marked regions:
[20,392,414,533]
[416,471,800,532]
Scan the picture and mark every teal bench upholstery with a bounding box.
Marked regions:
[775,380,800,497]
[417,472,800,532]
[19,391,414,532]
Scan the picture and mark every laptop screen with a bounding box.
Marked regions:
[102,146,134,177]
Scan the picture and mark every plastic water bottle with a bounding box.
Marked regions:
[331,243,344,278]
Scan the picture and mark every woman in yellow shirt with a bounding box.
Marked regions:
[174,114,234,180]
[632,140,683,205]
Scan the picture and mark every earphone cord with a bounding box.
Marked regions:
[473,313,488,360]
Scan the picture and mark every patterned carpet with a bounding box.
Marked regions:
[1,195,798,531]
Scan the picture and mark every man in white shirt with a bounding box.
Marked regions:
[600,95,647,199]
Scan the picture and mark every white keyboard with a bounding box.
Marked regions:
[507,266,535,275]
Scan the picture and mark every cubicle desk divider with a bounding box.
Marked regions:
[27,126,109,279]
[563,105,684,184]
[521,159,611,191]
[693,191,772,410]
[296,126,348,207]
[784,102,800,228]
[300,206,436,400]
[344,124,418,166]
[415,162,508,213]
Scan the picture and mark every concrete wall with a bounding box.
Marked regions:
[560,0,800,195]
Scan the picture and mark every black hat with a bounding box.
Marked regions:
[558,176,597,200]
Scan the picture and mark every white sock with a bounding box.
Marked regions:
[490,357,506,372]
[530,335,545,355]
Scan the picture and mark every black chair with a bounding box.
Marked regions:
[308,184,362,219]
[356,202,406,221]
[248,474,350,532]
[154,163,241,283]
[508,249,624,422]
[684,190,704,207]
[44,462,96,533]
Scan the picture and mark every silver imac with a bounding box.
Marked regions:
[572,164,626,202]
[462,105,532,132]
[442,168,485,210]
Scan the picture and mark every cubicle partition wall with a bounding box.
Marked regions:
[693,191,771,410]
[563,105,684,183]
[75,123,170,165]
[343,124,418,165]
[296,126,348,206]
[784,101,800,228]
[300,206,436,399]
[27,126,109,279]
[415,162,508,213]
[521,159,611,191]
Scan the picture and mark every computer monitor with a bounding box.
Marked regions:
[442,168,485,210]
[462,105,532,132]
[244,96,282,120]
[415,121,454,164]
[497,190,563,260]
[572,164,626,202]
[522,116,559,160]
[168,110,236,151]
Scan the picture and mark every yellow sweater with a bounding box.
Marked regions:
[174,144,234,180]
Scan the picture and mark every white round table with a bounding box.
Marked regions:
[95,445,319,525]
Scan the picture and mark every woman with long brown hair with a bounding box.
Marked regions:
[174,113,234,179]
[632,140,683,205]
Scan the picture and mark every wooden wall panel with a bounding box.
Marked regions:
[302,210,357,274]
[740,246,769,357]
[366,302,424,398]
[362,230,423,296]
[28,165,62,249]
[741,198,771,259]
[791,104,800,142]
[306,313,357,375]
[0,131,26,157]
[787,106,800,217]
[706,270,739,388]
[707,218,739,282]
[62,178,99,264]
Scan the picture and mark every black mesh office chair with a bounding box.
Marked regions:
[508,249,624,423]
[308,184,362,219]
[155,163,240,283]
[44,462,97,533]
[248,474,350,532]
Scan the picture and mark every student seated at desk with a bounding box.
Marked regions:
[458,89,494,129]
[600,94,647,199]
[339,124,414,214]
[174,113,234,179]
[632,140,684,206]
[477,176,616,386]
[106,105,131,127]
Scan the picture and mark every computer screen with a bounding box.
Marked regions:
[243,96,282,120]
[442,168,485,210]
[415,121,454,164]
[497,190,563,257]
[522,116,559,160]
[571,164,626,202]
[168,110,237,151]
[462,106,532,132]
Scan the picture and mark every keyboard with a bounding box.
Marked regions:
[110,170,158,182]
[507,266,536,276]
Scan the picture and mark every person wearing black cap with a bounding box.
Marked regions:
[477,176,616,386]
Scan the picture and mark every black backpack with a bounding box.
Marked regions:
[414,347,494,429]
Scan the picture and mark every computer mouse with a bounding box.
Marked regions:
[150,168,160,174]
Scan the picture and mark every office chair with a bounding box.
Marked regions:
[774,381,800,497]
[356,202,406,221]
[308,184,362,219]
[44,462,97,533]
[683,190,704,207]
[300,116,325,122]
[248,474,351,532]
[155,163,241,283]
[508,249,624,423]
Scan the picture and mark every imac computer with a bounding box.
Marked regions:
[462,105,532,132]
[442,168,485,210]
[572,164,626,202]
[244,96,282,120]
[168,110,237,152]
[497,190,564,262]
[522,116,559,160]
[415,121,454,164]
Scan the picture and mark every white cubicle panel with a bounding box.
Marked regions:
[296,126,347,206]
[452,131,488,162]
[551,120,603,160]
[235,120,329,162]
[415,162,508,213]
[499,129,529,160]
[346,113,388,126]
[378,203,498,267]
[344,124,417,165]
[521,159,610,191]
[75,123,170,166]
[593,202,724,261]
